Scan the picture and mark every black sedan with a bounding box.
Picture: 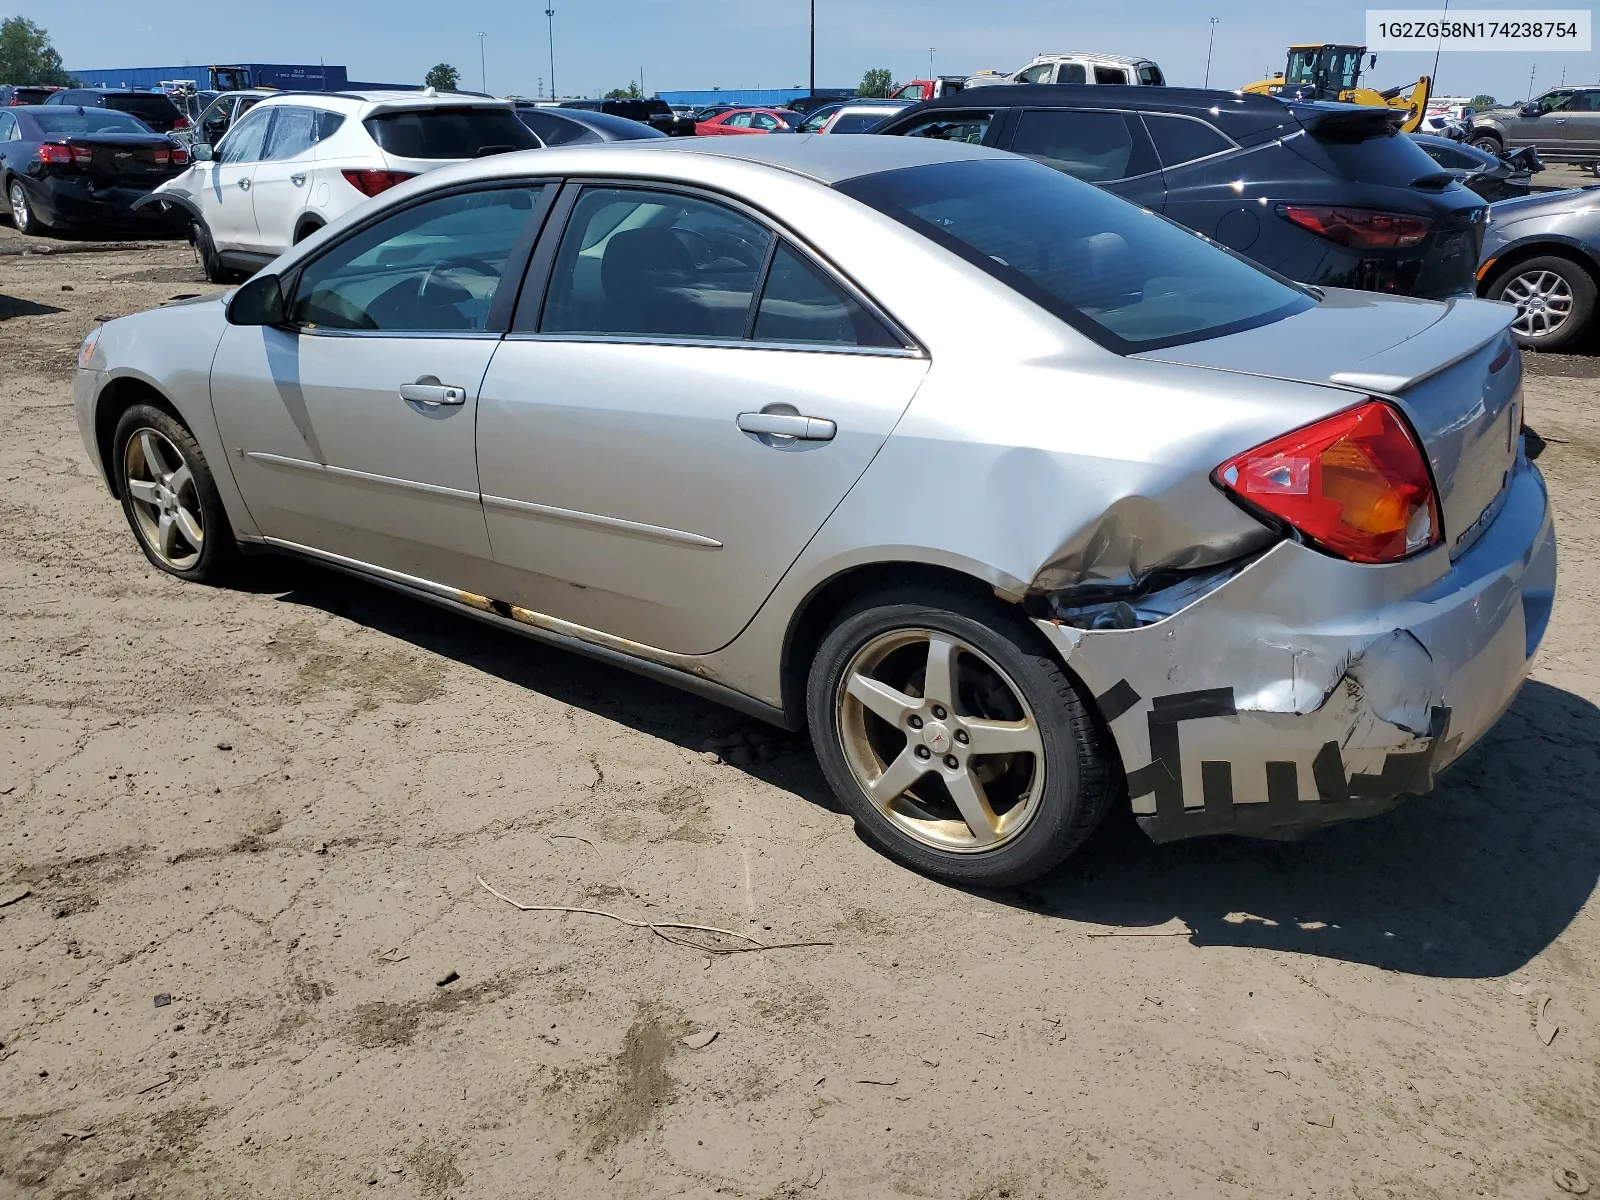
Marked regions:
[1409,133,1539,202]
[874,86,1489,299]
[514,104,668,146]
[0,106,189,236]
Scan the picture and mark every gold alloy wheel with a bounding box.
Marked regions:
[836,628,1046,852]
[123,427,205,571]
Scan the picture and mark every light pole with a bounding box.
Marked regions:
[1204,17,1219,89]
[929,47,936,78]
[477,32,487,93]
[545,7,557,100]
[808,0,816,100]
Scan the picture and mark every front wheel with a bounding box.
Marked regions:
[190,218,236,284]
[1487,255,1597,351]
[1469,133,1504,155]
[112,404,238,583]
[806,587,1115,887]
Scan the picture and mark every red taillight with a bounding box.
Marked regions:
[171,145,189,166]
[71,146,94,164]
[173,115,190,130]
[1215,401,1441,564]
[1277,205,1433,250]
[153,146,170,164]
[37,143,72,164]
[341,168,416,197]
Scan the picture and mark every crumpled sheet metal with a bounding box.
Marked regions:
[1033,468,1554,843]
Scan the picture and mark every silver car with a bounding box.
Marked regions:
[74,137,1555,886]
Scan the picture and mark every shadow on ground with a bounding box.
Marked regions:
[261,557,1598,981]
[0,294,65,321]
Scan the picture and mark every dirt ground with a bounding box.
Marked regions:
[0,186,1597,1200]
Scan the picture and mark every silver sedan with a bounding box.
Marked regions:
[74,136,1555,886]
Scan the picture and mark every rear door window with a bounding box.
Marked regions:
[261,105,317,160]
[363,107,534,159]
[1009,110,1157,181]
[1056,63,1087,84]
[753,243,900,348]
[539,187,773,339]
[1143,114,1232,167]
[1094,65,1131,85]
[894,111,992,144]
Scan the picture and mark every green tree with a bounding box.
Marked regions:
[1469,93,1498,109]
[0,17,73,86]
[424,63,461,91]
[858,68,894,98]
[604,81,643,100]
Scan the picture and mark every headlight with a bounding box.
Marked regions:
[77,325,101,371]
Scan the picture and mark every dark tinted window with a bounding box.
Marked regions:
[829,112,890,134]
[1144,114,1231,167]
[839,158,1313,353]
[1574,91,1600,112]
[894,111,991,144]
[1310,128,1448,185]
[363,107,534,159]
[315,111,345,141]
[644,99,673,117]
[541,187,773,339]
[32,109,151,136]
[104,94,181,129]
[291,186,543,332]
[1010,110,1156,181]
[519,109,593,145]
[1093,65,1130,84]
[262,105,317,160]
[1057,62,1087,84]
[754,243,899,347]
[1138,64,1164,85]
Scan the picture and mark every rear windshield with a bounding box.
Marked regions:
[838,158,1313,353]
[105,95,179,123]
[643,99,673,117]
[830,112,891,134]
[32,109,154,136]
[363,107,534,159]
[1302,121,1444,184]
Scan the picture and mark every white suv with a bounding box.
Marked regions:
[967,53,1166,89]
[139,90,534,281]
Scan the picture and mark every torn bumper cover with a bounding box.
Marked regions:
[1034,454,1556,844]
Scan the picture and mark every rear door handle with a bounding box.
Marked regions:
[238,177,251,191]
[290,172,307,186]
[737,411,836,441]
[400,381,467,407]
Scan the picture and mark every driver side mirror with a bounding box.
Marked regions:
[1519,101,1541,116]
[1369,54,1378,68]
[190,142,214,161]
[227,273,285,326]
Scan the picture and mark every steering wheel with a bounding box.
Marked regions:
[416,257,501,307]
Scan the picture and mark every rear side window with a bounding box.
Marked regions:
[754,243,900,348]
[1009,110,1157,181]
[540,187,773,339]
[895,111,991,144]
[1138,64,1165,85]
[838,158,1313,354]
[1143,114,1231,167]
[363,107,534,159]
[1094,66,1130,85]
[314,111,345,141]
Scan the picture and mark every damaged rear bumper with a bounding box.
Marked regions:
[1035,453,1556,844]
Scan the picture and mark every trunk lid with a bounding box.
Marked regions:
[1137,289,1522,559]
[63,134,177,182]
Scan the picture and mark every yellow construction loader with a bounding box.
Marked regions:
[1244,45,1431,133]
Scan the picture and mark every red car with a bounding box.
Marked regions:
[693,107,805,136]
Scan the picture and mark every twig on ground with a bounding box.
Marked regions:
[477,833,832,954]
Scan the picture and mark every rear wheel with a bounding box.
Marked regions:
[7,178,46,236]
[1488,255,1597,350]
[1470,132,1504,155]
[113,404,238,584]
[806,586,1115,887]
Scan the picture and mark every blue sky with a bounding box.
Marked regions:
[11,0,1596,102]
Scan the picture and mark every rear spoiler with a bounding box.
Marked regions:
[1293,103,1405,143]
[1329,298,1515,393]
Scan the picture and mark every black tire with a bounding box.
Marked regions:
[293,219,323,244]
[191,218,235,284]
[1470,132,1504,155]
[1486,254,1598,351]
[112,403,239,584]
[806,585,1115,887]
[7,177,47,236]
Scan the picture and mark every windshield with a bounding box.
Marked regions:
[32,109,156,136]
[838,158,1314,353]
[363,107,535,159]
[1286,47,1362,91]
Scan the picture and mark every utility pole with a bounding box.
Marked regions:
[929,47,936,78]
[545,7,557,100]
[1527,62,1537,101]
[1204,18,1219,89]
[477,32,487,93]
[1430,0,1450,89]
[809,0,816,100]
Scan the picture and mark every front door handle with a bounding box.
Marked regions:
[238,176,251,191]
[290,172,307,186]
[400,380,467,407]
[737,411,836,441]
